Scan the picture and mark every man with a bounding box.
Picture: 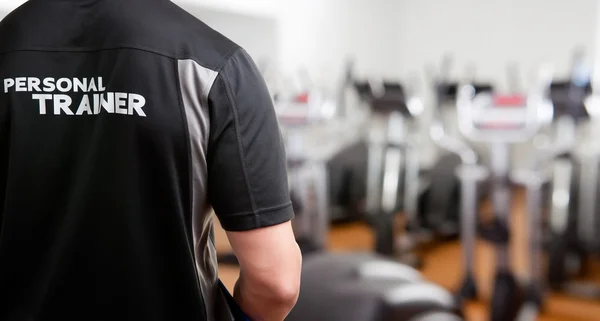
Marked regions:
[0,1,302,321]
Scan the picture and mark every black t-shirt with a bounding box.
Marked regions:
[0,1,293,320]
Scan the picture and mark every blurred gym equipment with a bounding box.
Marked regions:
[424,54,493,244]
[508,63,555,321]
[280,78,363,255]
[456,65,554,321]
[276,64,466,321]
[428,54,490,301]
[359,77,425,266]
[546,49,600,300]
[287,253,465,321]
[323,59,373,223]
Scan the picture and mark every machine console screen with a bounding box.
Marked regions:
[472,94,528,130]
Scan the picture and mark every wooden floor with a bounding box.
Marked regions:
[215,190,600,321]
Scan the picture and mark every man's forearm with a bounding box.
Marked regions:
[233,273,298,321]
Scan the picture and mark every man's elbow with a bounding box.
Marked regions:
[271,278,301,308]
[266,246,302,307]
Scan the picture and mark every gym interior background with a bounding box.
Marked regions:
[2,0,600,320]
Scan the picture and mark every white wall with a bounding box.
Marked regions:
[394,0,598,91]
[275,0,400,93]
[595,0,600,87]
[0,0,25,13]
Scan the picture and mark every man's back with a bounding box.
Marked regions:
[0,1,296,320]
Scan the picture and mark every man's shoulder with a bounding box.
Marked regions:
[0,0,240,71]
[142,1,241,71]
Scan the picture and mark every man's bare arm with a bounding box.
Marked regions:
[227,221,302,321]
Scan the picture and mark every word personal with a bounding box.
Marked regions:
[3,77,147,117]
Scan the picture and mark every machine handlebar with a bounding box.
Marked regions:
[533,50,591,164]
[457,65,553,144]
[429,53,479,165]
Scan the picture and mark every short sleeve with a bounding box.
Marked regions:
[207,49,293,231]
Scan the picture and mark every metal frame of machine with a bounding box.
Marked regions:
[455,65,553,321]
[362,78,425,266]
[546,50,600,300]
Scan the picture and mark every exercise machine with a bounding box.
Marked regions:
[281,59,374,224]
[427,55,490,301]
[324,59,374,223]
[286,252,465,321]
[546,49,600,299]
[510,64,555,321]
[424,55,493,242]
[579,84,600,255]
[267,60,367,253]
[360,78,426,266]
[456,65,553,321]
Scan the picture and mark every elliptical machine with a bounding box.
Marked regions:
[456,66,553,321]
[426,55,490,301]
[422,55,493,241]
[510,64,556,321]
[546,50,600,299]
[362,78,426,266]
